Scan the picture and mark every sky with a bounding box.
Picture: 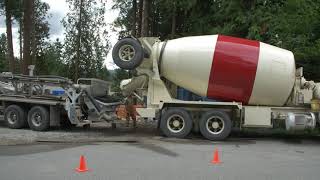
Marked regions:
[0,0,120,69]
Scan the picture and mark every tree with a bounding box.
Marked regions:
[112,0,135,38]
[112,0,320,81]
[0,0,18,72]
[16,0,23,64]
[97,66,111,81]
[22,0,34,74]
[137,0,143,37]
[111,68,130,92]
[38,39,68,76]
[112,0,197,39]
[32,0,50,74]
[63,0,110,81]
[74,0,84,81]
[0,0,24,73]
[0,33,8,72]
[141,0,149,36]
[131,0,137,36]
[112,0,147,38]
[170,1,176,38]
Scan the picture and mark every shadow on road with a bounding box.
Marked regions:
[129,142,179,157]
[0,143,87,156]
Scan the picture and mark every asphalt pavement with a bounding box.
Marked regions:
[0,120,320,180]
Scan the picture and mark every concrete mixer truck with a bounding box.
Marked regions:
[112,35,320,140]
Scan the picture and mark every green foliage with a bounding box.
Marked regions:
[63,0,110,80]
[1,0,111,80]
[113,0,320,81]
[34,39,69,76]
[33,0,51,75]
[111,68,130,92]
[0,0,22,18]
[33,0,50,57]
[0,0,52,75]
[112,0,134,38]
[97,67,111,81]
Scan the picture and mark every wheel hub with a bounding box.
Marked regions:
[206,116,225,135]
[8,111,17,124]
[119,45,135,61]
[212,122,219,129]
[167,115,185,133]
[173,120,180,127]
[32,113,42,127]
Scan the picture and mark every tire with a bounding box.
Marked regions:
[28,106,50,131]
[199,111,232,141]
[112,38,144,70]
[4,105,27,129]
[160,108,193,138]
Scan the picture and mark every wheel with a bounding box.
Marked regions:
[28,106,50,131]
[4,105,27,129]
[160,108,193,138]
[199,111,232,141]
[112,38,144,70]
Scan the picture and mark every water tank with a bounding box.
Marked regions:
[159,35,296,106]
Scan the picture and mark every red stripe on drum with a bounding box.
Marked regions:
[207,35,260,104]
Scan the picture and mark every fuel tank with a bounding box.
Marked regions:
[159,35,296,106]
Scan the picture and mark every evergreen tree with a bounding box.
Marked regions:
[32,0,50,67]
[42,39,68,76]
[111,68,130,92]
[112,0,320,81]
[0,0,21,72]
[63,0,110,81]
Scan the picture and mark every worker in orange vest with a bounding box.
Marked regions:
[125,94,137,128]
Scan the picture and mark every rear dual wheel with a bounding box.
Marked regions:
[4,105,50,131]
[199,111,232,141]
[160,108,193,138]
[160,108,232,141]
[27,106,50,131]
[4,105,27,129]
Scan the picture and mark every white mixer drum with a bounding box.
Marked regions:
[160,35,296,106]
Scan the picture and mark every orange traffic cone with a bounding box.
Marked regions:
[75,155,90,172]
[211,148,221,164]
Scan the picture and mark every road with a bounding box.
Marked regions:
[0,121,320,180]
